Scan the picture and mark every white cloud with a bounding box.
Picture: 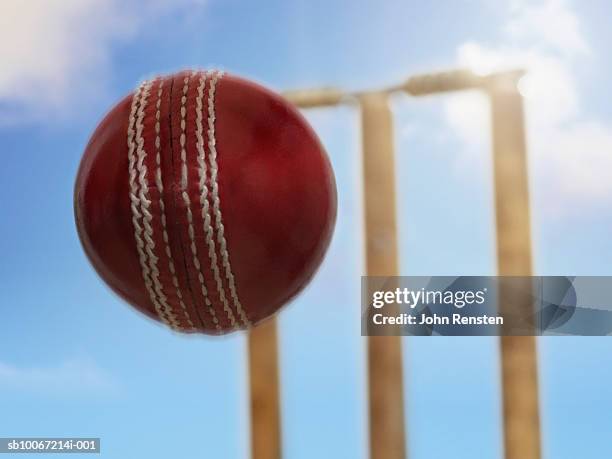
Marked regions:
[0,0,205,125]
[0,357,119,396]
[444,0,612,216]
[537,121,612,215]
[505,0,589,55]
[444,89,490,151]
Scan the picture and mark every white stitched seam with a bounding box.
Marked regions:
[153,78,195,331]
[128,81,178,329]
[207,70,250,327]
[136,81,182,330]
[180,74,222,330]
[195,71,238,328]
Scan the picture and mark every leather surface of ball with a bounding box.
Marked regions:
[74,70,337,334]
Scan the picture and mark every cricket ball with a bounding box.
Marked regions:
[74,70,336,334]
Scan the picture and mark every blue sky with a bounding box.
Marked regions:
[1,0,611,458]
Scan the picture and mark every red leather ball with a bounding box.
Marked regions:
[74,70,336,334]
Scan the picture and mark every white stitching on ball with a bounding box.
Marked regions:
[194,71,241,329]
[207,70,250,327]
[179,74,222,330]
[128,81,180,330]
[153,78,195,331]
